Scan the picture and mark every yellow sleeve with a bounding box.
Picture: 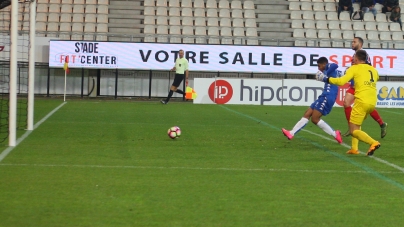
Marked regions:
[329,67,354,86]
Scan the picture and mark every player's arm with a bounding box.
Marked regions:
[171,60,176,71]
[185,60,189,84]
[324,63,338,76]
[326,68,354,86]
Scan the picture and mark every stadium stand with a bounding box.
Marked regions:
[0,0,403,48]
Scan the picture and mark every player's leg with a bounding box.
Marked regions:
[281,108,312,140]
[349,102,380,156]
[342,88,355,136]
[162,74,183,104]
[369,109,388,138]
[311,109,342,144]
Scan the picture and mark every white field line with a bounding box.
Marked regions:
[302,129,404,173]
[0,163,404,174]
[0,102,67,162]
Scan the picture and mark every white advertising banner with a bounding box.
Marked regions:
[194,78,404,108]
[49,41,404,76]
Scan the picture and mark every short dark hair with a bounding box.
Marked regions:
[317,57,328,64]
[354,37,364,45]
[355,50,367,62]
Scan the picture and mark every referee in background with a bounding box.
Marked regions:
[161,49,189,104]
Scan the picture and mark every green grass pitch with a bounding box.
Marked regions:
[1,99,404,227]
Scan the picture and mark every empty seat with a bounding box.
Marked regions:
[327,11,338,20]
[47,22,59,32]
[341,21,352,30]
[301,2,312,11]
[98,0,109,5]
[37,13,48,22]
[85,5,97,14]
[195,27,207,43]
[315,11,326,20]
[207,9,218,17]
[97,14,108,23]
[182,17,193,26]
[291,11,302,19]
[207,17,218,26]
[49,4,60,13]
[353,3,360,11]
[195,17,206,26]
[302,11,314,20]
[232,9,243,18]
[304,20,315,29]
[244,9,255,18]
[318,29,329,39]
[84,23,96,32]
[73,5,84,13]
[221,27,232,36]
[330,30,342,39]
[313,3,325,11]
[293,29,305,38]
[392,32,404,40]
[156,16,168,25]
[194,0,205,8]
[305,29,317,40]
[169,25,181,35]
[61,5,73,13]
[156,7,167,16]
[355,30,367,40]
[246,27,257,37]
[364,13,375,21]
[325,3,335,11]
[181,8,193,17]
[207,0,218,9]
[156,0,167,7]
[233,18,244,27]
[316,20,328,29]
[245,19,256,27]
[36,22,47,31]
[328,20,340,30]
[343,30,354,47]
[233,27,244,37]
[59,23,71,32]
[169,0,179,7]
[339,12,351,21]
[97,5,109,14]
[144,25,155,34]
[291,20,303,28]
[182,26,194,43]
[289,2,300,11]
[390,23,402,31]
[377,22,389,31]
[365,22,377,31]
[73,0,84,3]
[169,8,180,16]
[218,0,229,9]
[231,0,242,9]
[219,9,230,17]
[72,23,83,32]
[60,14,72,22]
[37,4,48,13]
[243,1,254,10]
[47,13,59,22]
[156,25,168,42]
[37,0,48,3]
[367,31,379,40]
[181,0,192,8]
[169,16,180,25]
[97,23,108,32]
[220,18,231,27]
[353,21,364,30]
[74,14,85,22]
[144,16,155,25]
[375,14,387,22]
[194,8,205,17]
[86,0,97,4]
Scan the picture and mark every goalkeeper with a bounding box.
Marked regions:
[317,50,380,156]
[282,57,342,144]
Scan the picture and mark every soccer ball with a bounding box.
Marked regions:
[167,126,181,139]
[316,71,324,80]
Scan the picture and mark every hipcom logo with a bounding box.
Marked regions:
[208,80,233,104]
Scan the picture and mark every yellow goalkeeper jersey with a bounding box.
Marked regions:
[329,63,378,105]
